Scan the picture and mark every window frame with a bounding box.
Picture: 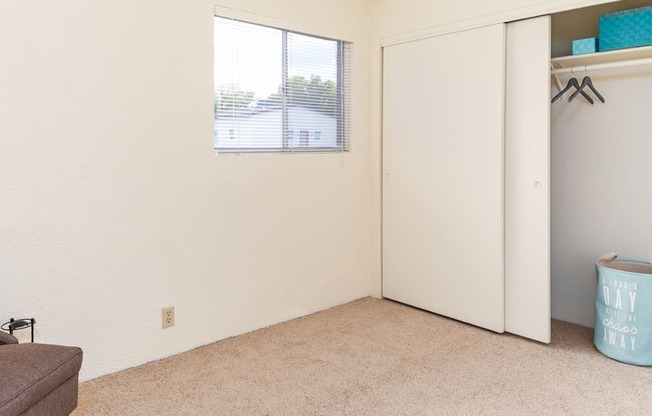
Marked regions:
[213,15,351,154]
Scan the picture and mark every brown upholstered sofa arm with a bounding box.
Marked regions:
[0,343,83,416]
[0,331,18,345]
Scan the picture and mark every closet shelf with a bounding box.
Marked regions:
[551,45,652,75]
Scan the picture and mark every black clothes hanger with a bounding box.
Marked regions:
[569,75,605,103]
[551,77,594,104]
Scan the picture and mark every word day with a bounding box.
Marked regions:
[602,284,637,313]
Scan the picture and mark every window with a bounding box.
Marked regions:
[299,130,309,147]
[214,17,351,153]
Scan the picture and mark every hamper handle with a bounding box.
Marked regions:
[597,252,618,264]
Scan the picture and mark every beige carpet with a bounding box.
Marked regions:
[74,298,652,415]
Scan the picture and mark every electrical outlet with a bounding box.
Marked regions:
[162,306,175,329]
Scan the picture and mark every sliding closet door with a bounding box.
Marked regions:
[382,24,506,333]
[504,16,551,343]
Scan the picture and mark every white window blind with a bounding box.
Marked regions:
[214,17,351,153]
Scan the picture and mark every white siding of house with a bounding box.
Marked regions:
[215,107,338,149]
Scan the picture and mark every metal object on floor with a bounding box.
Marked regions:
[1,317,36,343]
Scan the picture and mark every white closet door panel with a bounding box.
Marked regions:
[505,16,551,343]
[382,24,505,333]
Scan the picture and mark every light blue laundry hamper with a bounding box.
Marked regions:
[595,252,652,365]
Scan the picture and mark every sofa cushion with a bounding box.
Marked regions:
[0,332,18,345]
[0,344,83,416]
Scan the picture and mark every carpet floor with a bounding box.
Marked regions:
[73,297,652,415]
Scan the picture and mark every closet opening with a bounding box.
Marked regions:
[549,0,652,328]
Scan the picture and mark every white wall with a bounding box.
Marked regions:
[2,0,639,384]
[551,69,652,327]
[0,0,375,381]
[374,0,618,43]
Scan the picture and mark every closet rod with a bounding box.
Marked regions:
[551,57,652,75]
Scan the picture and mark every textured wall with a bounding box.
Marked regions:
[0,0,375,381]
[1,0,632,382]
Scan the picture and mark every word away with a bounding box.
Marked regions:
[602,280,638,351]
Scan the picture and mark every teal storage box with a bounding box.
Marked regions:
[595,253,652,366]
[572,37,599,55]
[599,6,652,51]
